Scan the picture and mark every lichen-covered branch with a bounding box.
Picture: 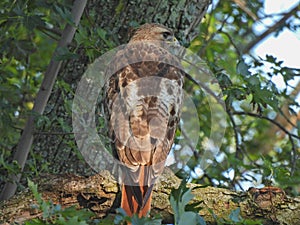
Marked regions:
[1,170,299,225]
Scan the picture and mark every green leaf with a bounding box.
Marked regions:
[247,76,260,86]
[236,59,251,77]
[130,214,162,225]
[178,212,206,225]
[265,54,277,63]
[115,208,162,225]
[23,15,46,30]
[27,179,43,205]
[61,206,94,221]
[229,208,241,222]
[177,212,198,225]
[54,4,75,27]
[24,219,45,225]
[96,28,115,48]
[64,216,89,225]
[217,72,232,89]
[181,188,194,208]
[170,179,200,225]
[185,201,204,213]
[54,47,79,61]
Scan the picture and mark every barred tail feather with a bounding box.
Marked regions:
[121,166,154,217]
[121,184,153,217]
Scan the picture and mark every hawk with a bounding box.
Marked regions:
[104,23,184,217]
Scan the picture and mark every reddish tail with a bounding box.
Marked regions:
[121,184,153,217]
[120,165,154,217]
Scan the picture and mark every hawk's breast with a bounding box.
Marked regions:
[105,42,184,173]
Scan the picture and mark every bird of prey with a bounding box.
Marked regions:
[104,23,184,217]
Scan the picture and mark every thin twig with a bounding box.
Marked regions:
[232,111,299,176]
[242,4,299,54]
[178,126,198,158]
[183,70,225,108]
[288,134,297,176]
[232,0,258,21]
[278,108,298,129]
[227,110,242,156]
[232,111,300,140]
[219,31,242,57]
[198,14,230,56]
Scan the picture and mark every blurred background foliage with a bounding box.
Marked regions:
[186,1,300,195]
[0,0,299,198]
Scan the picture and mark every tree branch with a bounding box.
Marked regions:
[232,111,300,140]
[227,109,242,157]
[232,0,258,21]
[242,4,299,54]
[1,170,299,225]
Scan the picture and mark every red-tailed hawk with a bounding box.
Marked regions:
[104,23,184,217]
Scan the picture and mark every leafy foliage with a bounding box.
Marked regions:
[181,0,300,195]
[26,179,262,225]
[0,0,72,184]
[169,180,262,225]
[215,208,262,225]
[170,179,206,225]
[114,208,162,225]
[0,0,299,223]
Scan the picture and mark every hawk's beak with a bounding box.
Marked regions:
[173,37,180,46]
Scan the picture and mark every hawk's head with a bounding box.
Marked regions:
[129,23,179,46]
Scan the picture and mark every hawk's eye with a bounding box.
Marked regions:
[162,31,172,39]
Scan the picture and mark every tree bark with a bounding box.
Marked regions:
[28,0,212,177]
[1,170,299,225]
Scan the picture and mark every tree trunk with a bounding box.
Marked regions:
[29,0,211,177]
[1,170,299,225]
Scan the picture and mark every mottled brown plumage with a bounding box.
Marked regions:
[104,23,184,217]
